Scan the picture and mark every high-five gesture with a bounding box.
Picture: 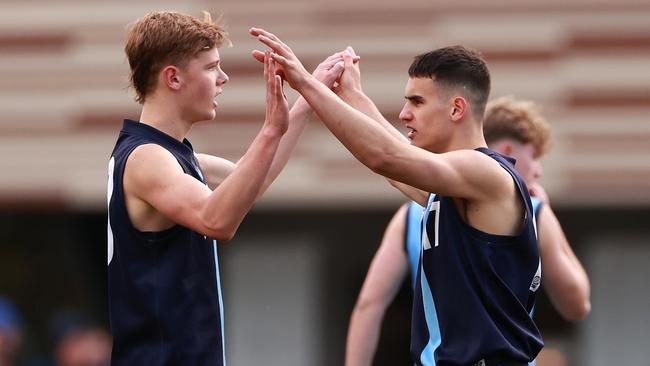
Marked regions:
[250,28,311,89]
[334,47,363,97]
[262,51,289,135]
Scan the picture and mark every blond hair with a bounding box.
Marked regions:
[483,96,551,157]
[124,11,231,103]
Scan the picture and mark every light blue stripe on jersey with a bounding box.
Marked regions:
[418,194,442,365]
[213,240,227,366]
[528,196,542,366]
[406,201,425,287]
[419,264,441,366]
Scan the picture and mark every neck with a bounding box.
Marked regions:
[138,94,192,141]
[442,118,488,152]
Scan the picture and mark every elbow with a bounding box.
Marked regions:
[365,145,398,177]
[213,230,235,243]
[566,299,591,322]
[353,295,386,316]
[201,215,237,242]
[564,300,591,321]
[207,225,236,242]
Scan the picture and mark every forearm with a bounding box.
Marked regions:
[299,76,401,173]
[258,97,312,197]
[545,257,591,321]
[552,245,591,319]
[540,206,591,320]
[200,125,284,239]
[340,90,409,143]
[345,304,385,366]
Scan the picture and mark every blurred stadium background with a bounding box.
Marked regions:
[1,0,649,365]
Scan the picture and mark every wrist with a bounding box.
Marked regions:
[339,87,365,103]
[291,96,312,115]
[261,122,287,138]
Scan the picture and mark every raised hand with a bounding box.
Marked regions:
[250,27,311,90]
[263,51,289,135]
[310,54,344,89]
[335,46,363,96]
[528,182,550,206]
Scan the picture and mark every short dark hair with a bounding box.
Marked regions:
[408,46,490,119]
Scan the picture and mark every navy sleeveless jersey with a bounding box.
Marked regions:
[407,197,543,292]
[106,120,226,366]
[410,147,543,366]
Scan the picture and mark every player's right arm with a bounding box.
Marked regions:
[332,47,428,204]
[123,53,288,242]
[345,204,410,366]
[251,29,521,236]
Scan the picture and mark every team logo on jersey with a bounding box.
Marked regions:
[529,259,542,292]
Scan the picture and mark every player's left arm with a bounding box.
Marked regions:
[196,53,346,196]
[195,98,311,193]
[537,203,591,321]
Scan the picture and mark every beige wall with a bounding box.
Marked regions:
[2,0,649,210]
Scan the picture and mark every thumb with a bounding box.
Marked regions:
[251,50,265,63]
[322,61,344,88]
[343,51,354,70]
[331,61,344,75]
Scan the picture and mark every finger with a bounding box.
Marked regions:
[318,57,344,71]
[346,46,358,58]
[257,34,285,54]
[332,60,344,74]
[274,74,284,101]
[264,53,271,105]
[251,28,290,53]
[250,27,280,42]
[251,50,265,63]
[319,61,344,87]
[323,51,346,63]
[268,55,274,86]
[270,52,288,66]
[343,50,354,70]
[327,61,345,82]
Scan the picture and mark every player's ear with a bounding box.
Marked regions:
[502,141,514,156]
[450,96,467,122]
[161,65,182,91]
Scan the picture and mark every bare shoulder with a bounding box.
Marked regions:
[441,149,515,200]
[124,143,184,191]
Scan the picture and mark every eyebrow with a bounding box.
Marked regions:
[206,60,220,67]
[405,95,424,103]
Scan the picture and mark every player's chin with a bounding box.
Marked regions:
[206,104,218,119]
[197,110,217,122]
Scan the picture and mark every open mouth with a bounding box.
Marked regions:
[213,91,222,107]
[406,125,417,139]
